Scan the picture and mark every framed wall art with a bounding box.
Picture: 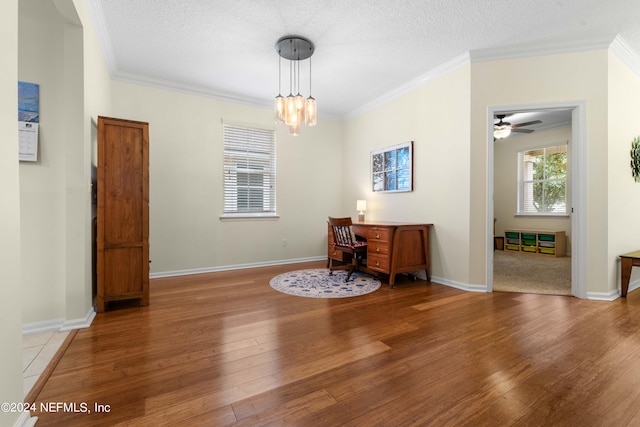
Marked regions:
[371,141,413,192]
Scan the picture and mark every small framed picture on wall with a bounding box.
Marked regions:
[371,141,413,192]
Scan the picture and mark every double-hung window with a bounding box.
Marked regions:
[517,144,567,215]
[222,124,276,217]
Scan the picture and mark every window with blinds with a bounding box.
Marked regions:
[222,124,276,217]
[517,144,567,215]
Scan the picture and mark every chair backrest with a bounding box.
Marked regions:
[328,216,358,247]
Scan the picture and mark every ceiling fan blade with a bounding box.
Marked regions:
[511,120,542,129]
[511,128,535,133]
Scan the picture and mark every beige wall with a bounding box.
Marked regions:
[1,0,26,425]
[19,0,68,323]
[608,52,640,291]
[111,81,344,274]
[19,0,111,327]
[344,65,473,287]
[494,126,572,254]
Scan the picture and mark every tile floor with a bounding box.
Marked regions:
[22,331,69,397]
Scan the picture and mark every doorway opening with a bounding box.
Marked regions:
[486,102,587,298]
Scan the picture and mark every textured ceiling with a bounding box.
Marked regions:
[89,0,640,119]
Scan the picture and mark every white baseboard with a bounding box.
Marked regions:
[430,275,488,293]
[586,290,620,301]
[60,307,96,331]
[588,277,640,301]
[150,256,326,279]
[22,319,64,336]
[13,412,37,427]
[23,306,96,335]
[431,275,637,302]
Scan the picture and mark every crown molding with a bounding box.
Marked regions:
[112,71,343,122]
[113,70,270,106]
[609,35,640,77]
[470,33,640,78]
[469,34,618,63]
[346,34,640,120]
[85,0,117,74]
[345,51,471,120]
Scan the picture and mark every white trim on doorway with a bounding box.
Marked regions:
[486,101,587,298]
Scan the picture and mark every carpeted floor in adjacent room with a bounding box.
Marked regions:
[493,249,571,296]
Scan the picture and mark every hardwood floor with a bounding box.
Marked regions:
[31,260,640,426]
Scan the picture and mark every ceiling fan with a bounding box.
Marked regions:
[494,114,542,139]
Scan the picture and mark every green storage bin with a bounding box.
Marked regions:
[505,232,519,239]
[538,234,555,242]
[522,233,536,240]
[523,239,536,246]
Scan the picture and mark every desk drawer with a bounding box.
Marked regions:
[368,242,389,256]
[368,254,390,272]
[354,226,391,242]
[369,227,390,242]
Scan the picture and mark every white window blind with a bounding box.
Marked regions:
[517,144,567,215]
[223,124,276,216]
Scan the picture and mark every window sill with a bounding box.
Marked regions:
[220,213,280,222]
[515,213,569,218]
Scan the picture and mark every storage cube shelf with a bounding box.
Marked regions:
[503,229,566,257]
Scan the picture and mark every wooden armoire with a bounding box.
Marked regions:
[96,117,149,312]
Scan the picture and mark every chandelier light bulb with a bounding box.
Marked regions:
[274,95,285,123]
[284,94,297,126]
[305,96,316,126]
[288,122,300,136]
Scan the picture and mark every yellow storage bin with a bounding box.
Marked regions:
[539,247,556,255]
[522,246,537,253]
[505,244,520,251]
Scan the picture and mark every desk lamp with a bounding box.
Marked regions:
[356,200,367,222]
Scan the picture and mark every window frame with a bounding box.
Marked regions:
[517,144,568,216]
[221,123,277,220]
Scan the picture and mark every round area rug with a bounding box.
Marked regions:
[269,268,381,298]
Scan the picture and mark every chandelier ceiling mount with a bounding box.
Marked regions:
[276,36,314,61]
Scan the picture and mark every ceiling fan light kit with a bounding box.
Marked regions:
[493,114,542,139]
[274,36,316,136]
[493,124,511,139]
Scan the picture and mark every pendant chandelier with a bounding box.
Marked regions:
[274,36,316,136]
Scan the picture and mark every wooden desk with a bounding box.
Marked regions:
[620,250,640,297]
[328,221,432,288]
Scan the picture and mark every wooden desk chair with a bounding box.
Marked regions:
[328,216,367,281]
